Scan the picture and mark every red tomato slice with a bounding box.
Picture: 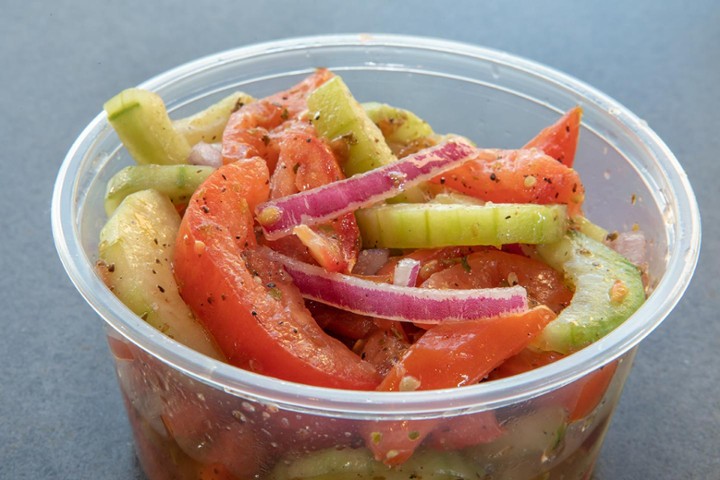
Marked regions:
[357,327,411,377]
[425,411,504,451]
[307,301,376,341]
[376,246,480,285]
[568,360,618,421]
[174,159,379,390]
[490,348,619,421]
[525,106,583,167]
[363,306,556,465]
[432,148,585,216]
[421,249,573,314]
[266,124,361,273]
[222,69,334,167]
[161,397,264,478]
[489,348,564,379]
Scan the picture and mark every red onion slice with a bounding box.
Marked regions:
[393,258,421,287]
[256,139,492,240]
[264,248,528,323]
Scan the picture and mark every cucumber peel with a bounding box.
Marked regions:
[362,101,434,148]
[532,230,645,354]
[105,88,253,165]
[355,203,568,249]
[98,189,223,360]
[172,91,254,145]
[268,447,480,480]
[104,88,192,165]
[104,164,214,216]
[308,77,397,176]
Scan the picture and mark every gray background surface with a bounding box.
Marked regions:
[2,1,718,478]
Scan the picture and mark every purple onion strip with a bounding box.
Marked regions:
[256,139,492,240]
[265,249,528,323]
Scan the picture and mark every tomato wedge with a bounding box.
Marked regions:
[173,159,379,389]
[432,148,585,216]
[362,306,556,465]
[422,249,573,314]
[221,68,334,168]
[525,106,583,167]
[266,124,361,273]
[490,348,619,421]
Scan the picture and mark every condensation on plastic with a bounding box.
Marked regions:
[52,34,700,419]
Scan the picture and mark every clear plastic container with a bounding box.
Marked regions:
[52,34,701,479]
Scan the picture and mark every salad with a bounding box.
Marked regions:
[97,68,646,479]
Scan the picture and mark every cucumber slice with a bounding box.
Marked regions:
[268,447,480,480]
[569,215,608,243]
[98,189,223,360]
[172,91,254,145]
[362,102,434,147]
[308,77,397,176]
[104,164,214,216]
[104,88,192,165]
[356,203,567,249]
[532,230,645,354]
[465,407,568,478]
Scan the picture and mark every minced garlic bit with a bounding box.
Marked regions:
[385,449,400,460]
[193,240,206,255]
[257,205,283,226]
[398,375,421,392]
[609,279,629,304]
[507,271,519,286]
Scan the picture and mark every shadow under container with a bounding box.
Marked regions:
[52,35,701,480]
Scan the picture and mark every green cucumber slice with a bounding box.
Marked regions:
[172,91,254,145]
[104,164,214,216]
[532,230,645,354]
[308,77,397,176]
[98,189,223,360]
[104,88,192,165]
[268,447,480,480]
[356,203,567,249]
[362,101,434,147]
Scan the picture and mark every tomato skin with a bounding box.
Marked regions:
[307,301,376,341]
[266,125,361,273]
[525,106,583,167]
[222,69,334,167]
[422,249,573,314]
[363,307,556,465]
[425,411,504,451]
[433,148,585,216]
[380,306,556,392]
[377,246,480,285]
[161,396,265,478]
[490,349,619,421]
[567,360,618,421]
[358,327,411,377]
[174,159,379,390]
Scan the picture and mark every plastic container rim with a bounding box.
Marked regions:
[52,33,701,417]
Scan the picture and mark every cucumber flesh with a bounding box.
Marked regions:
[362,101,434,149]
[532,230,645,354]
[104,88,192,165]
[104,164,214,216]
[465,407,568,479]
[98,189,224,360]
[355,203,568,249]
[172,91,254,145]
[268,447,480,480]
[308,77,397,176]
[569,215,608,243]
